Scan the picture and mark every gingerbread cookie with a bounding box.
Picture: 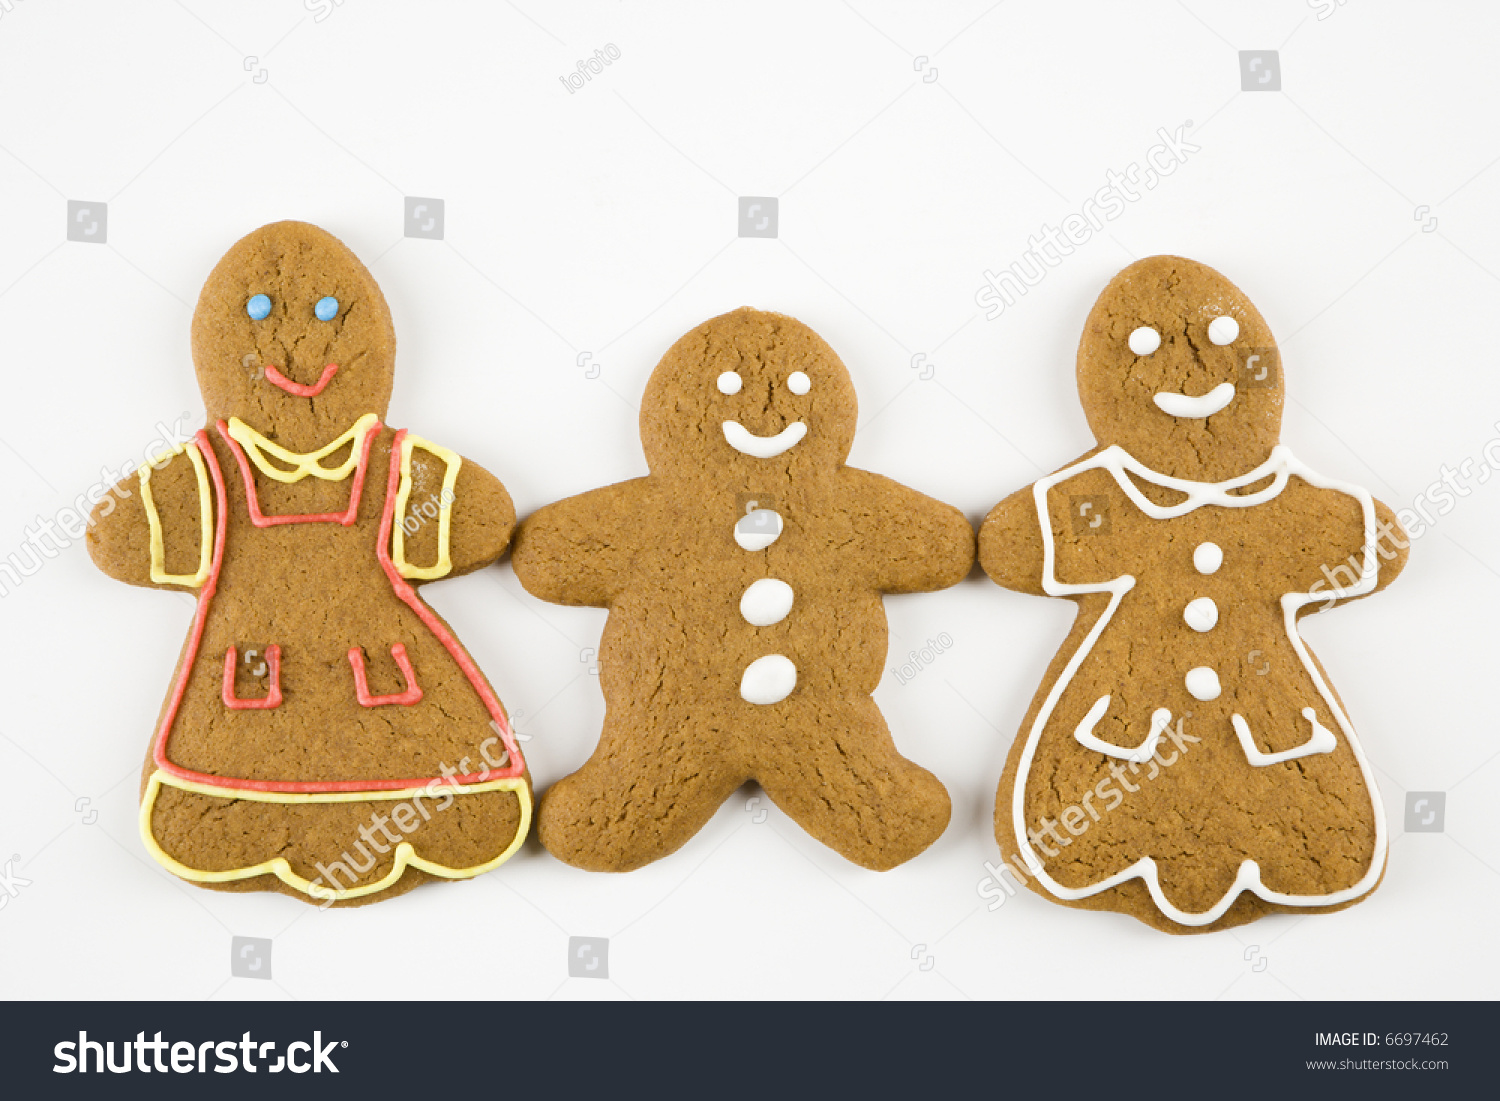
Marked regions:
[512,308,974,871]
[979,256,1408,933]
[88,221,530,906]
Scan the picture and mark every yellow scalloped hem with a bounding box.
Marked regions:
[140,770,531,902]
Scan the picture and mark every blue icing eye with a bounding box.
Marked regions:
[246,294,271,320]
[314,296,339,321]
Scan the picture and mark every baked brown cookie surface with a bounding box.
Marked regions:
[88,221,530,906]
[980,256,1408,933]
[513,308,974,872]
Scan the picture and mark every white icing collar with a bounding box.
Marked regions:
[1096,444,1293,518]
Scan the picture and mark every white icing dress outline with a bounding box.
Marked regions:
[1012,443,1384,927]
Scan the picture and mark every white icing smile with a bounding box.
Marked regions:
[1153,382,1235,419]
[722,420,807,458]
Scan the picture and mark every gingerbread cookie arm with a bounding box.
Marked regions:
[511,479,650,608]
[1368,498,1410,594]
[841,468,974,593]
[88,441,213,591]
[978,484,1048,597]
[394,438,515,580]
[1305,496,1410,613]
[447,459,515,576]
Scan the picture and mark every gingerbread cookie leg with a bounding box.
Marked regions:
[538,704,748,872]
[752,694,950,870]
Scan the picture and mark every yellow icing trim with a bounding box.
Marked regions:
[140,770,531,902]
[226,413,379,483]
[140,441,212,588]
[391,434,461,580]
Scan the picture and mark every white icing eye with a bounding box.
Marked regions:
[1128,326,1160,355]
[1208,315,1239,345]
[717,371,742,395]
[787,371,810,395]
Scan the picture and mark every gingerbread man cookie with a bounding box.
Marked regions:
[980,256,1409,933]
[513,308,974,871]
[88,221,529,906]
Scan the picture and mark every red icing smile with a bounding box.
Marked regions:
[263,362,339,397]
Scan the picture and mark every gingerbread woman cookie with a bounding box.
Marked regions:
[512,308,974,871]
[88,221,529,906]
[980,256,1409,932]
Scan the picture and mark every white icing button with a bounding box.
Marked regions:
[1185,666,1221,701]
[735,508,783,551]
[1183,597,1218,633]
[787,370,810,395]
[717,371,742,395]
[1193,542,1222,575]
[1128,326,1161,355]
[741,654,796,705]
[1207,315,1239,346]
[740,578,794,626]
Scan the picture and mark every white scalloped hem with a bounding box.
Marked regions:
[1026,852,1383,928]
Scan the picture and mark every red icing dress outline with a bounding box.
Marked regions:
[149,427,525,795]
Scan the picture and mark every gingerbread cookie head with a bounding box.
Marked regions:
[1076,255,1281,483]
[639,307,858,477]
[191,221,396,451]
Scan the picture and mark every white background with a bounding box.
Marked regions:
[0,0,1496,1001]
